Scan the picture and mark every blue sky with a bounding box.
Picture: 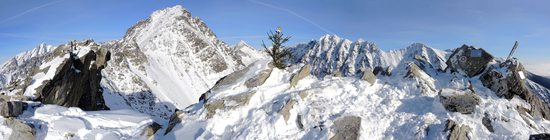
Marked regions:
[1,0,549,64]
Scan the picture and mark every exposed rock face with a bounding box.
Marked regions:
[245,67,273,88]
[5,118,35,140]
[38,48,110,111]
[480,59,550,120]
[290,65,311,87]
[444,120,471,140]
[0,100,26,117]
[144,122,162,138]
[373,66,392,76]
[205,91,255,118]
[446,45,494,77]
[330,116,361,140]
[530,133,550,140]
[164,110,184,135]
[439,88,480,114]
[278,99,296,123]
[482,113,494,133]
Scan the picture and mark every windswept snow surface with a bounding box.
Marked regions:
[162,59,550,140]
[18,104,153,140]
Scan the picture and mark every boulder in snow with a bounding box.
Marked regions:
[446,45,494,77]
[205,91,256,118]
[439,88,480,114]
[4,118,35,140]
[330,116,361,140]
[444,119,471,140]
[278,99,296,123]
[290,64,311,88]
[0,100,27,117]
[245,68,273,88]
[361,69,376,85]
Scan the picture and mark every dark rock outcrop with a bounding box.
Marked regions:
[439,88,480,114]
[164,110,184,135]
[480,60,550,120]
[5,118,35,140]
[330,116,361,140]
[0,100,26,117]
[444,120,471,140]
[530,133,550,140]
[37,47,111,111]
[144,122,162,138]
[482,113,494,133]
[446,45,494,77]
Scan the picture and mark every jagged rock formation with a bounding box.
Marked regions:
[37,44,110,111]
[290,35,447,78]
[480,59,550,120]
[98,5,265,119]
[330,116,361,140]
[446,45,494,77]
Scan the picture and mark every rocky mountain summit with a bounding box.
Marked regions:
[1,4,550,140]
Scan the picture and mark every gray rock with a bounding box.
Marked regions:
[278,99,296,123]
[245,68,272,88]
[361,69,376,85]
[373,66,392,76]
[164,110,184,135]
[290,65,311,88]
[0,100,27,117]
[439,89,480,114]
[5,118,35,140]
[444,120,471,140]
[205,91,255,118]
[330,116,361,140]
[446,45,494,77]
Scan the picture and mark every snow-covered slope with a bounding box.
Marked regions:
[99,5,264,120]
[163,51,550,140]
[290,35,448,78]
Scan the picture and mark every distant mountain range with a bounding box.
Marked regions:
[1,5,550,140]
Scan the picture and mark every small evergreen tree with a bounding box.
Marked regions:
[263,27,292,69]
